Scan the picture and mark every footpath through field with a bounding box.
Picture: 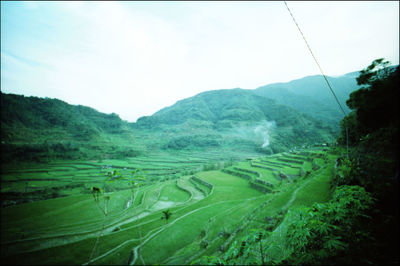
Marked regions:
[1,148,336,265]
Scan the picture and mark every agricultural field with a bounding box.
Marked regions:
[0,147,337,265]
[0,148,261,207]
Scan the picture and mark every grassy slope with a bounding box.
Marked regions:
[0,147,336,265]
[1,85,338,167]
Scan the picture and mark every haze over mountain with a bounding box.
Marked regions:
[254,72,360,124]
[1,70,362,162]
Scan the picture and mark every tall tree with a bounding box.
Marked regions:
[340,59,399,158]
[337,59,399,265]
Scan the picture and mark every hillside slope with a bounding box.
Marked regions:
[253,72,360,124]
[134,88,336,153]
[136,88,332,129]
[2,71,359,162]
[1,92,125,142]
[0,92,140,162]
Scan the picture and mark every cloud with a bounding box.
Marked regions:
[1,1,399,122]
[254,121,277,148]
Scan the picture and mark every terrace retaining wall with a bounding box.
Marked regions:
[233,167,261,177]
[255,178,274,188]
[191,176,213,189]
[249,181,272,193]
[260,159,290,167]
[176,180,193,195]
[277,158,304,165]
[250,163,277,172]
[221,169,252,180]
[189,177,208,196]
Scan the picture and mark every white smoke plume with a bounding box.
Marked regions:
[254,120,276,148]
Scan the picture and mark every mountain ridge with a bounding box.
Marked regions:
[253,73,360,124]
[0,69,364,162]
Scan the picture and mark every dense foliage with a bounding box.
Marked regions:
[0,92,140,162]
[0,93,123,139]
[284,185,374,265]
[192,184,374,265]
[192,59,398,265]
[136,88,334,132]
[339,60,399,154]
[337,59,399,196]
[1,63,396,264]
[1,78,342,163]
[135,88,337,153]
[336,59,399,264]
[254,72,360,125]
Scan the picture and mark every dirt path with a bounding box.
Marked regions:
[82,196,261,265]
[281,178,313,210]
[134,195,265,265]
[129,200,232,265]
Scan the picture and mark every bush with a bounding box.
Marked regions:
[164,134,221,150]
[330,157,357,188]
[285,185,374,264]
[200,239,209,249]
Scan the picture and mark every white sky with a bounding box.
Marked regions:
[1,1,399,122]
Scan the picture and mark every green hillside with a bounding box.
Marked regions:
[1,86,338,163]
[1,92,125,141]
[135,88,336,153]
[254,73,360,124]
[2,69,374,165]
[136,88,316,128]
[0,146,338,265]
[0,92,141,163]
[0,60,398,265]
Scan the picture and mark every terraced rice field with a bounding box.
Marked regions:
[0,147,336,265]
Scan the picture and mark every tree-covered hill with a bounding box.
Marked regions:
[188,59,399,266]
[134,88,336,152]
[1,92,125,142]
[254,72,361,124]
[2,70,367,163]
[0,92,140,162]
[136,88,324,129]
[137,70,365,132]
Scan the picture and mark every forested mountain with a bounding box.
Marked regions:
[0,92,140,162]
[135,88,336,152]
[1,69,365,162]
[1,92,124,142]
[254,72,360,124]
[136,88,321,129]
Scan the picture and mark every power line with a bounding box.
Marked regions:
[283,1,349,157]
[283,1,347,116]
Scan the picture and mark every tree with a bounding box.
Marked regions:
[284,186,374,265]
[355,58,391,86]
[336,59,399,265]
[340,59,399,155]
[161,209,172,223]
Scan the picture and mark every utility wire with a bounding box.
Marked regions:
[283,1,349,157]
[283,1,347,116]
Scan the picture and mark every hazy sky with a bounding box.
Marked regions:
[1,1,399,122]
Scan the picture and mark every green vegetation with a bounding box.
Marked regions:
[254,72,360,125]
[2,72,348,165]
[1,147,331,265]
[191,59,399,265]
[335,59,399,264]
[0,92,141,163]
[1,63,398,265]
[283,185,374,265]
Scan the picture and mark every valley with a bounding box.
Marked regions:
[1,62,398,265]
[0,145,336,265]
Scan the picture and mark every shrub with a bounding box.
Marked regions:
[200,239,209,249]
[191,256,224,265]
[285,185,374,264]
